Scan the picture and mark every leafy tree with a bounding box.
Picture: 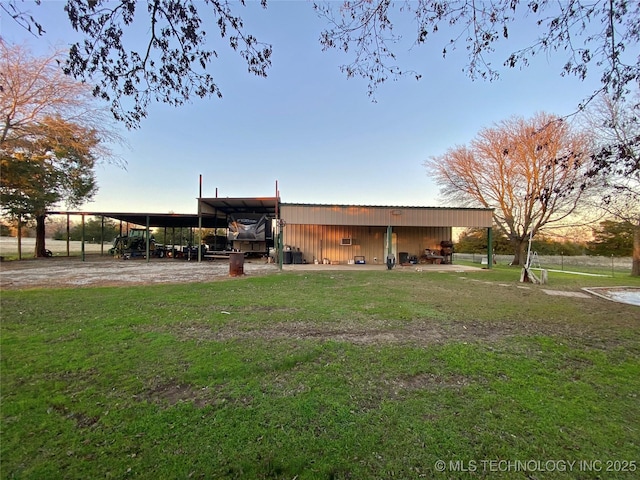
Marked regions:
[50,218,111,242]
[62,217,120,243]
[0,42,121,257]
[427,112,593,265]
[455,227,511,254]
[587,220,634,256]
[454,228,486,254]
[456,227,586,255]
[152,227,195,245]
[315,0,639,104]
[0,221,12,236]
[529,236,586,256]
[1,118,99,255]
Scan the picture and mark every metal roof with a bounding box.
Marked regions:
[280,202,492,211]
[199,197,279,217]
[47,197,280,229]
[47,211,223,229]
[279,204,494,227]
[48,199,489,229]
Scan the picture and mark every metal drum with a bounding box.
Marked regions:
[229,252,244,276]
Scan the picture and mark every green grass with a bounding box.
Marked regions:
[2,267,639,479]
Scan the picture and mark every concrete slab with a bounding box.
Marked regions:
[281,263,482,273]
[541,289,592,299]
[582,287,640,306]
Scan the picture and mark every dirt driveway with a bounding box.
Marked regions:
[0,255,481,290]
[0,256,279,290]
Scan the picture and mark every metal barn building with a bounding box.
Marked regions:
[278,203,493,265]
[46,198,494,265]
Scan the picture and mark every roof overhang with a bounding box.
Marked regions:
[47,212,222,229]
[199,197,279,217]
[48,197,280,229]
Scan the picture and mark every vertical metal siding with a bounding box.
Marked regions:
[278,204,485,264]
[283,225,452,264]
[281,204,492,227]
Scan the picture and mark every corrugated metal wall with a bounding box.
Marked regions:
[283,224,451,264]
[281,204,492,228]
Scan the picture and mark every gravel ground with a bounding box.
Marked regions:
[0,256,279,290]
[0,255,482,290]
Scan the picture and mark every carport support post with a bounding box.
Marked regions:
[198,175,202,262]
[66,214,71,257]
[100,216,105,256]
[386,225,392,256]
[17,215,22,260]
[278,220,284,271]
[487,227,493,269]
[163,227,167,254]
[172,227,176,260]
[198,217,202,262]
[81,214,86,262]
[146,215,150,263]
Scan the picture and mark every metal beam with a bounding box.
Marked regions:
[146,215,150,263]
[487,227,493,269]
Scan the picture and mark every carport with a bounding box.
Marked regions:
[46,211,223,262]
[47,196,280,262]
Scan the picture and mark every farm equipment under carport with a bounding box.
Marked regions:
[109,228,169,259]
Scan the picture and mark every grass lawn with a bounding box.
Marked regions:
[1,267,639,479]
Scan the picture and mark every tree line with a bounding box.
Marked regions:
[456,220,636,258]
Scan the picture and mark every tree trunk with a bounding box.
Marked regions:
[510,239,528,266]
[17,216,22,260]
[35,214,47,257]
[632,221,640,277]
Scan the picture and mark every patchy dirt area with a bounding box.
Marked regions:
[161,319,510,346]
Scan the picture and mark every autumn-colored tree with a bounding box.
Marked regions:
[0,41,121,257]
[2,43,98,142]
[582,93,640,275]
[426,113,593,265]
[3,0,272,129]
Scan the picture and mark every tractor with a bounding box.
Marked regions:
[109,229,168,259]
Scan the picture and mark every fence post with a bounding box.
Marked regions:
[611,255,614,277]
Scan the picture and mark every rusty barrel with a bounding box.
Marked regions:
[229,252,245,277]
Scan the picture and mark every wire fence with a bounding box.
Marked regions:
[0,237,109,258]
[0,237,635,276]
[453,252,633,277]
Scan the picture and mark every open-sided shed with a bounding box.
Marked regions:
[47,198,495,266]
[279,203,494,266]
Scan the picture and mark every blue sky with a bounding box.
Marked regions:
[2,1,602,214]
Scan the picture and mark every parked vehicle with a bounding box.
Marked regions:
[109,229,169,259]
